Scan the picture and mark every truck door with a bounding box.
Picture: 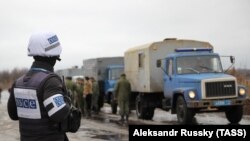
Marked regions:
[164,58,175,98]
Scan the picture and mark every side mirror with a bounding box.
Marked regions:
[156,60,161,68]
[230,56,235,64]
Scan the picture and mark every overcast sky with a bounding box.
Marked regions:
[0,0,249,71]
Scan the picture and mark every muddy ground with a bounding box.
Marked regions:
[244,99,250,115]
[1,90,250,141]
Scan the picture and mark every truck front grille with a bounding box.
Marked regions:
[205,81,236,98]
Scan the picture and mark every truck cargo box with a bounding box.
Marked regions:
[83,57,124,81]
[124,38,213,93]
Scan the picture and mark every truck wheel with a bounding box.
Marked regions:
[136,95,143,119]
[136,95,154,120]
[111,100,117,114]
[176,96,194,124]
[225,105,243,124]
[144,107,154,120]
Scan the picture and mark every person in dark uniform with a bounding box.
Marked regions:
[7,32,71,141]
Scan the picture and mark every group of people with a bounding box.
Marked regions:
[65,76,99,118]
[6,31,131,141]
[64,73,132,123]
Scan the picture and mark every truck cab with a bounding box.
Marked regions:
[158,48,247,124]
[82,57,124,112]
[104,65,124,103]
[104,65,124,114]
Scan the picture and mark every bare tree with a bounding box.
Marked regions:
[0,68,28,89]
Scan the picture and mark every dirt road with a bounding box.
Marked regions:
[1,90,250,141]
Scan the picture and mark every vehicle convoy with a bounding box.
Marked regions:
[125,38,247,124]
[82,57,124,113]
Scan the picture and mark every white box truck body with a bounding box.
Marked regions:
[125,39,213,93]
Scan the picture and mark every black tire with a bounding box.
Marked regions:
[176,96,195,124]
[135,95,143,118]
[111,100,118,114]
[135,95,154,120]
[145,107,154,120]
[225,105,243,124]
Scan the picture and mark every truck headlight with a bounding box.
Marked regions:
[239,88,246,96]
[188,91,196,99]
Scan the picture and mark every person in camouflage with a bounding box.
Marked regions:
[65,76,77,106]
[114,73,131,122]
[75,77,85,115]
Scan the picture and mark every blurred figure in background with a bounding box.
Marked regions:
[83,76,92,118]
[75,77,85,115]
[0,87,2,104]
[90,77,100,114]
[65,76,76,106]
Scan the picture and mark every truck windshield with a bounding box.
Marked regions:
[176,55,223,74]
[109,68,124,80]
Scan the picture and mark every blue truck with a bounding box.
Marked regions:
[82,57,124,113]
[125,38,247,124]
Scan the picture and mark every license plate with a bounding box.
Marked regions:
[213,100,231,106]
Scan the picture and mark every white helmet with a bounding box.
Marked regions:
[27,32,62,57]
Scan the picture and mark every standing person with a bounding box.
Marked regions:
[65,76,76,106]
[114,73,131,122]
[7,32,72,141]
[90,77,99,114]
[75,77,85,115]
[83,76,92,118]
[0,87,2,104]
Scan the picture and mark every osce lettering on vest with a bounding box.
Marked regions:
[14,88,41,119]
[16,98,36,109]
